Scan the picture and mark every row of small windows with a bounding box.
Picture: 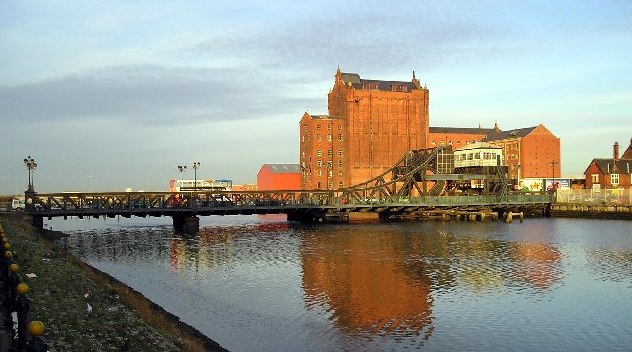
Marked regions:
[303,124,343,131]
[315,181,343,189]
[456,152,499,161]
[303,169,343,178]
[316,150,343,157]
[302,134,344,142]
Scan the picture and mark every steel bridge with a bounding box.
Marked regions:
[23,147,554,229]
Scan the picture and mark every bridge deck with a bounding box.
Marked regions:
[24,191,553,222]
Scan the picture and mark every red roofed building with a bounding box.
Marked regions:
[584,138,632,190]
[257,164,301,191]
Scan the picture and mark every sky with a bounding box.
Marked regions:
[1,0,631,194]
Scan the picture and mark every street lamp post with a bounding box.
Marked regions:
[192,162,200,193]
[23,155,37,192]
[549,160,559,190]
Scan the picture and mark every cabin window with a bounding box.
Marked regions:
[591,174,599,183]
[611,174,619,185]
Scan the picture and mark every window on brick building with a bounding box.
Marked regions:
[611,174,619,185]
[317,125,321,130]
[308,133,311,142]
[328,124,332,130]
[317,160,322,167]
[592,174,599,183]
[317,134,321,141]
[338,160,343,168]
[328,181,333,189]
[318,170,322,177]
[328,170,333,177]
[431,140,436,145]
[338,150,343,157]
[339,181,343,187]
[362,82,379,89]
[390,84,407,92]
[328,150,333,157]
[302,135,305,143]
[317,150,322,157]
[317,181,322,189]
[328,134,332,141]
[328,161,333,168]
[338,134,343,141]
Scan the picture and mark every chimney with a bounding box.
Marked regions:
[614,141,619,161]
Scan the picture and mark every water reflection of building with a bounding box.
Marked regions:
[301,230,434,341]
[513,242,563,291]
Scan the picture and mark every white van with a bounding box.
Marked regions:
[11,198,25,211]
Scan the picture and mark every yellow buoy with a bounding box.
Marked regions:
[9,263,19,272]
[28,321,45,336]
[16,283,29,295]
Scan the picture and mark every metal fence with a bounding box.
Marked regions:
[556,188,632,205]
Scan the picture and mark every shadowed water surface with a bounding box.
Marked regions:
[51,216,632,351]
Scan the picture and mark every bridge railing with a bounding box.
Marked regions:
[25,189,553,214]
[556,188,632,205]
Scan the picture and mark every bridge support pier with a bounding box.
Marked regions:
[31,216,44,229]
[172,215,200,234]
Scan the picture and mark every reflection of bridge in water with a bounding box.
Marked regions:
[24,147,553,230]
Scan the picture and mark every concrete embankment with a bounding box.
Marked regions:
[0,214,228,352]
[551,203,632,220]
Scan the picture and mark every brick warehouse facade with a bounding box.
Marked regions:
[300,69,429,189]
[429,124,561,182]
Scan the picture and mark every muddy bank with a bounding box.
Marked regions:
[0,214,228,352]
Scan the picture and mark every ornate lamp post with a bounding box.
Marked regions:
[177,165,187,179]
[192,162,200,193]
[23,156,37,192]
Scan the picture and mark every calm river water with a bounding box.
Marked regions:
[49,215,632,352]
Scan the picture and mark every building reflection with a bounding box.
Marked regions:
[300,228,435,341]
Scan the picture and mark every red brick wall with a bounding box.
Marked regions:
[327,71,430,187]
[257,166,300,191]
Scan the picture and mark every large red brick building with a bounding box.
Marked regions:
[584,138,632,190]
[300,69,429,189]
[300,69,561,190]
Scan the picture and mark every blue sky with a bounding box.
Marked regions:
[1,0,631,194]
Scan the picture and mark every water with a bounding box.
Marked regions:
[49,216,632,352]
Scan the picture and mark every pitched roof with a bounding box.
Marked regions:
[340,72,417,92]
[262,164,301,174]
[622,138,632,159]
[482,126,538,142]
[585,158,632,175]
[430,127,497,135]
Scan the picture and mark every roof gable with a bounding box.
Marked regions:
[585,158,632,175]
